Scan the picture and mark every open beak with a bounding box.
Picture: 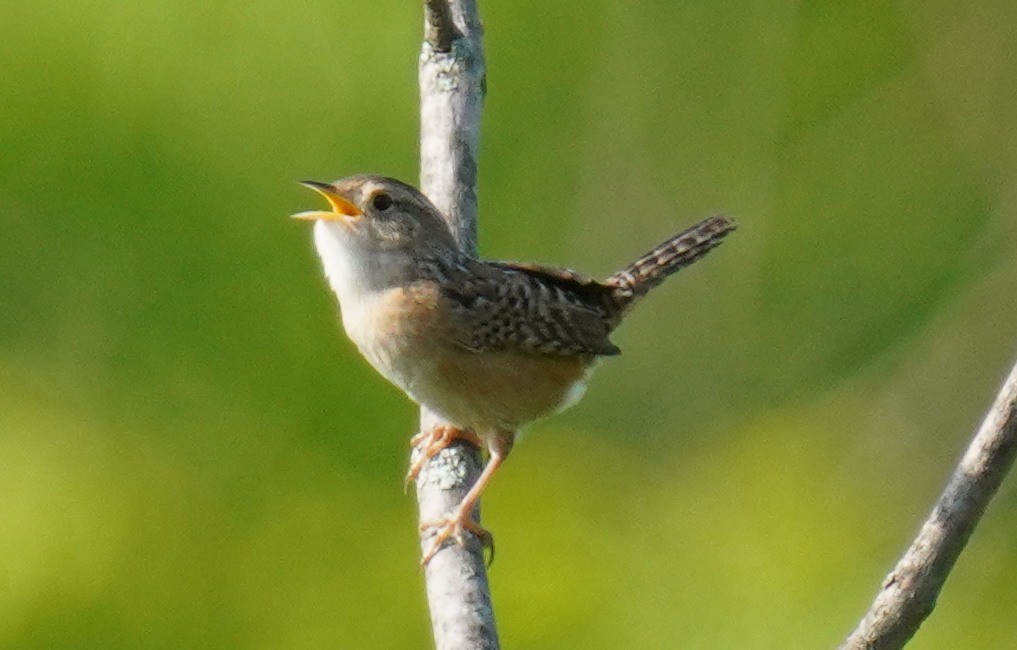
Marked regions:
[291,180,363,221]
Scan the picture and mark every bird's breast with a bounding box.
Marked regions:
[336,282,601,435]
[339,283,446,395]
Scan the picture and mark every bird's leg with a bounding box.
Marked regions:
[419,433,513,566]
[405,424,483,490]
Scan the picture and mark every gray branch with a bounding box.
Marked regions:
[841,357,1017,649]
[416,2,496,649]
[419,0,483,255]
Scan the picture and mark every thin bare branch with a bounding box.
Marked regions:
[841,357,1017,649]
[419,0,484,254]
[415,415,497,650]
[416,1,496,648]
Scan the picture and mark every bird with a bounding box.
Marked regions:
[292,174,735,564]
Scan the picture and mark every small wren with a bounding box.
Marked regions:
[293,175,735,564]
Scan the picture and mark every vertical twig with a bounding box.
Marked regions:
[419,0,483,254]
[841,357,1017,649]
[416,2,496,649]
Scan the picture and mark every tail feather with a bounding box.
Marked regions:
[605,215,736,313]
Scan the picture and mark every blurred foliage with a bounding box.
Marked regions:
[2,1,1017,648]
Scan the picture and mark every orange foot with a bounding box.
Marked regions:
[419,508,494,567]
[404,425,482,490]
[417,444,507,566]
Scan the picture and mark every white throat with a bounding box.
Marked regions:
[313,220,366,304]
[312,220,416,304]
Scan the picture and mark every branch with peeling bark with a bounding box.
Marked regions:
[841,357,1017,649]
[415,2,497,649]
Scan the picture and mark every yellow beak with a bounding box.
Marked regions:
[292,180,363,221]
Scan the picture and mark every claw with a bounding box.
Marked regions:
[416,438,509,567]
[420,508,494,566]
[404,425,482,492]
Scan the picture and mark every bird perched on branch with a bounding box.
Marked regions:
[293,175,735,564]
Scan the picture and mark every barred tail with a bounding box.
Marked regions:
[605,215,736,313]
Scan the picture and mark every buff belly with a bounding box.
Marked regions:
[420,348,594,434]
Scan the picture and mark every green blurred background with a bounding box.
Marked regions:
[3,1,1017,647]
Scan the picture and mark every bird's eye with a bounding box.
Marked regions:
[371,192,394,211]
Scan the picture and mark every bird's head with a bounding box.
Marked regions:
[292,175,459,297]
[293,175,457,254]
